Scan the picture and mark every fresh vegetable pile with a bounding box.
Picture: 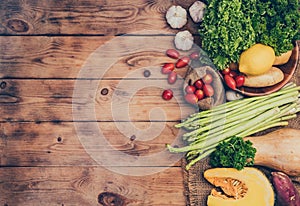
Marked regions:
[163,1,300,205]
[200,0,300,70]
[167,83,300,169]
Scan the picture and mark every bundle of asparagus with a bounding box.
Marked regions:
[167,83,300,170]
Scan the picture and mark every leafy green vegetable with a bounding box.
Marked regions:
[253,0,300,55]
[209,136,257,170]
[200,0,300,70]
[199,0,256,70]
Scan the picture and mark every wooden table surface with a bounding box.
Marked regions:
[0,1,201,205]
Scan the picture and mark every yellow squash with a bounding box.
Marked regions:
[245,128,300,176]
[204,167,274,206]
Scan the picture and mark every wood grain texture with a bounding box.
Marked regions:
[0,122,185,167]
[0,79,196,121]
[0,1,204,205]
[0,166,185,206]
[0,0,199,35]
[0,36,111,78]
[0,36,198,79]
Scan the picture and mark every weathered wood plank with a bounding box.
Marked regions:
[0,0,198,35]
[0,36,199,79]
[0,122,185,167]
[0,166,185,206]
[0,79,196,121]
[0,36,110,78]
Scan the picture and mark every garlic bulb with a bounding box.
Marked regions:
[226,90,244,101]
[189,1,206,23]
[174,30,194,51]
[165,5,187,29]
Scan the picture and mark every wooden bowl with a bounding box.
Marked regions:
[235,42,299,96]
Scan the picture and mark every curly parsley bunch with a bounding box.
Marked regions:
[209,136,257,170]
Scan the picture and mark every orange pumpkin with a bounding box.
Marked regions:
[204,167,274,206]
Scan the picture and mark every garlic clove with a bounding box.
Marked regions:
[225,90,244,101]
[189,1,207,23]
[174,30,194,51]
[166,5,187,29]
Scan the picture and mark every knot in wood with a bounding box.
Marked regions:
[101,88,109,96]
[0,94,19,104]
[98,192,126,206]
[7,19,29,32]
[0,81,7,89]
[143,70,151,78]
[130,135,136,141]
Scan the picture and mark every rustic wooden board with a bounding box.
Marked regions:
[0,166,185,206]
[1,0,298,204]
[0,0,199,35]
[0,36,111,78]
[0,122,186,167]
[0,0,204,205]
[0,36,198,79]
[0,79,196,122]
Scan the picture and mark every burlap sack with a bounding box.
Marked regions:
[184,66,226,110]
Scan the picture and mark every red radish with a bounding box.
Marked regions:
[195,89,205,100]
[168,71,177,84]
[185,93,198,105]
[176,56,190,68]
[189,51,199,60]
[185,85,196,94]
[203,84,214,97]
[202,73,213,84]
[229,70,238,78]
[166,49,180,59]
[194,79,204,89]
[162,89,173,100]
[161,63,175,74]
[221,68,231,75]
[224,74,237,90]
[235,75,245,87]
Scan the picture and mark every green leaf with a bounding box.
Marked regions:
[209,136,257,170]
